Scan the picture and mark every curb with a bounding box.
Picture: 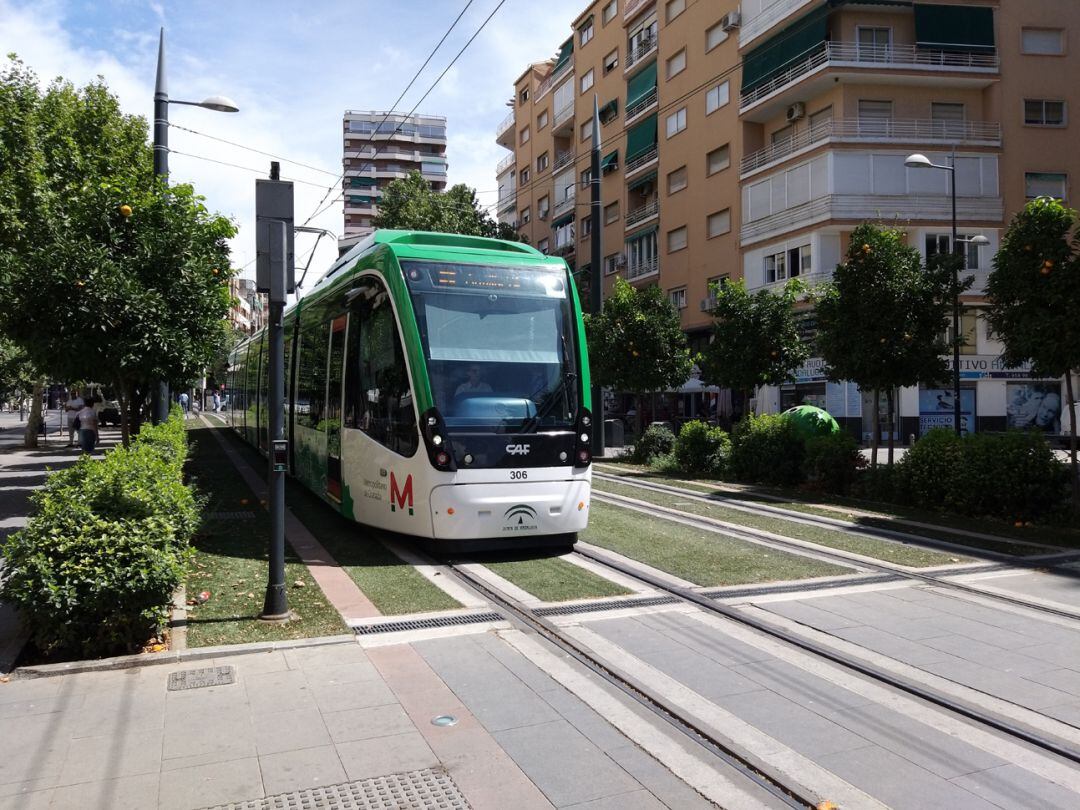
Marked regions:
[10,633,358,681]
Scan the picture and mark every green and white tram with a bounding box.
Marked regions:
[227,230,592,550]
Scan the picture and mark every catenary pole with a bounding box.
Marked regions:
[152,28,170,424]
[590,95,605,458]
[949,151,961,437]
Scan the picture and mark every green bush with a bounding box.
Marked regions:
[730,413,805,486]
[631,423,676,464]
[899,429,963,510]
[673,420,731,476]
[803,432,861,494]
[0,414,196,657]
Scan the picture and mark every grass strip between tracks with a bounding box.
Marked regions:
[594,478,968,567]
[185,426,347,646]
[583,501,852,586]
[208,424,461,617]
[481,556,631,602]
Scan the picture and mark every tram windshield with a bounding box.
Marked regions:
[402,260,579,432]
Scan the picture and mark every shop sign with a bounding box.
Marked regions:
[792,357,828,383]
[944,356,1040,380]
[1007,382,1062,433]
[919,388,976,435]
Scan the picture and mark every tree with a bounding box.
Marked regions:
[0,57,237,444]
[373,170,525,241]
[986,197,1080,513]
[815,223,959,467]
[698,279,809,417]
[585,278,693,436]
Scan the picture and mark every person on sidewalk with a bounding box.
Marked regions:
[178,391,189,417]
[64,389,85,446]
[76,398,99,453]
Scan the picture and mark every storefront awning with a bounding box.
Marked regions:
[625,114,657,162]
[626,60,657,108]
[600,150,619,170]
[552,211,575,228]
[741,5,829,93]
[914,4,995,52]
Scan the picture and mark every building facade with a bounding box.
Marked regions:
[495,0,1079,441]
[228,277,264,335]
[341,110,448,252]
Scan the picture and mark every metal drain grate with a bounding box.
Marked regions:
[168,666,235,691]
[535,594,679,616]
[207,511,256,520]
[701,573,903,600]
[353,611,502,636]
[201,768,469,809]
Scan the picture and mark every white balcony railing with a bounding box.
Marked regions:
[740,0,815,46]
[554,101,575,129]
[625,144,658,175]
[553,149,575,171]
[625,87,657,122]
[740,118,1002,176]
[496,110,515,139]
[626,255,659,280]
[625,36,657,71]
[537,56,574,101]
[740,41,1000,110]
[497,191,516,213]
[624,0,653,22]
[625,199,658,228]
[496,152,515,175]
[553,193,576,219]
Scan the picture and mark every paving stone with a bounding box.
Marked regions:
[66,686,166,739]
[157,756,263,810]
[918,633,1060,676]
[258,744,347,796]
[731,658,876,712]
[283,642,370,671]
[493,719,641,807]
[828,624,953,667]
[760,599,867,632]
[0,695,75,721]
[57,727,163,786]
[307,676,398,714]
[1018,639,1080,668]
[833,591,942,620]
[604,744,716,810]
[536,686,633,753]
[585,616,691,658]
[213,651,291,677]
[0,788,53,809]
[624,643,763,702]
[828,705,1005,779]
[0,716,69,789]
[1041,701,1080,726]
[950,763,1080,810]
[161,706,256,769]
[49,772,159,810]
[1023,667,1080,697]
[922,658,1077,709]
[243,669,316,714]
[252,707,331,756]
[564,789,667,809]
[322,704,416,744]
[335,731,439,781]
[475,631,563,693]
[0,677,62,705]
[637,611,774,666]
[298,660,381,687]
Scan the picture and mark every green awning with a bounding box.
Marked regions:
[552,211,575,228]
[626,60,657,108]
[627,171,656,192]
[554,37,574,71]
[914,4,995,52]
[350,177,376,187]
[601,150,619,170]
[741,5,829,93]
[600,99,619,121]
[626,224,658,242]
[625,114,657,163]
[348,195,372,204]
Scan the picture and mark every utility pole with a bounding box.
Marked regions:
[152,29,170,425]
[256,162,295,621]
[590,95,605,458]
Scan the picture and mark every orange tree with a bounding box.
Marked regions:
[986,197,1080,512]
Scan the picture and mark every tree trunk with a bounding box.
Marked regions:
[886,388,896,468]
[871,387,880,471]
[118,381,131,448]
[23,381,43,449]
[1066,371,1079,516]
[635,392,643,439]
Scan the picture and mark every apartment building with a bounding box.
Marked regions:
[495,0,1079,440]
[229,277,264,335]
[341,111,448,252]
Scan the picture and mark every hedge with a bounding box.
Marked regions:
[0,414,197,657]
[673,420,731,476]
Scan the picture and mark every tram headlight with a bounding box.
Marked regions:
[559,451,567,462]
[582,415,591,427]
[432,434,443,446]
[464,454,474,465]
[579,433,589,443]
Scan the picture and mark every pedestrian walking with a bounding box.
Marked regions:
[178,391,189,417]
[212,391,221,413]
[76,397,99,452]
[64,389,85,446]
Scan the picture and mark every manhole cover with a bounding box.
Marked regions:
[168,665,236,691]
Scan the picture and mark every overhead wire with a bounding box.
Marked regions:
[167,122,340,177]
[166,148,330,189]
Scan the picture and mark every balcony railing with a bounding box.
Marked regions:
[496,110,515,139]
[537,56,574,100]
[554,101,575,129]
[625,36,657,71]
[553,193,576,219]
[624,0,653,22]
[625,144,658,175]
[496,152,515,175]
[740,0,815,46]
[625,199,658,228]
[626,256,659,280]
[625,87,657,122]
[553,149,575,171]
[740,41,1000,110]
[497,191,516,213]
[740,118,1003,175]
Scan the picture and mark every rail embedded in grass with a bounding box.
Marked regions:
[582,502,852,586]
[482,556,631,602]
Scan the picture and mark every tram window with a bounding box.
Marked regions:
[244,342,260,427]
[296,318,330,429]
[353,280,417,456]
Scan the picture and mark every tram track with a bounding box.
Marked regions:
[590,473,1080,626]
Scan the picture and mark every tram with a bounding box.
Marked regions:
[226,230,592,550]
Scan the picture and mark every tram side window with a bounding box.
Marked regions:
[353,281,418,456]
[244,343,260,424]
[283,323,293,422]
[296,319,330,430]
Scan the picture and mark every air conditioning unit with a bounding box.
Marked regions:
[700,298,711,312]
[720,11,741,31]
[786,102,806,122]
[615,253,627,267]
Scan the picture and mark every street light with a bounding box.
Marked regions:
[153,27,238,424]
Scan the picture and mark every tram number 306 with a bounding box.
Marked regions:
[509,470,528,480]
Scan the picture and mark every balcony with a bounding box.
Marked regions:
[740,42,1000,118]
[626,255,659,281]
[497,191,516,214]
[740,0,815,47]
[625,87,657,124]
[553,192,576,220]
[553,149,575,171]
[496,152,515,175]
[625,144,658,177]
[624,0,653,23]
[740,118,1003,177]
[553,101,575,134]
[537,56,574,101]
[496,110,515,147]
[625,199,658,229]
[625,37,657,74]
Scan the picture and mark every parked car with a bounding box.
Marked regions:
[98,399,122,427]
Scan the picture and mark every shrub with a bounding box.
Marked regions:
[0,414,196,657]
[730,413,805,486]
[803,432,861,494]
[631,423,676,464]
[673,420,731,476]
[899,429,963,510]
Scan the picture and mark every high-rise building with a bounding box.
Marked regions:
[341,110,448,252]
[496,0,1079,440]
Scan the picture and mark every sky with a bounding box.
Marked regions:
[0,0,585,283]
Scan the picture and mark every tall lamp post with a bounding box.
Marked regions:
[153,27,238,424]
[904,153,988,437]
